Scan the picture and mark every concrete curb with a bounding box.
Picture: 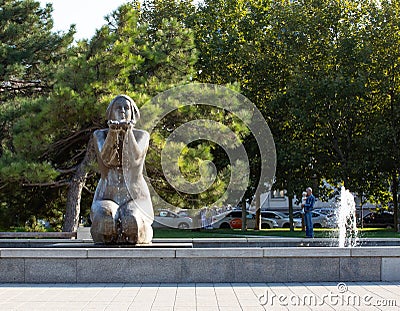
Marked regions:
[0,244,399,283]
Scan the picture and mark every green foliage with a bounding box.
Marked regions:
[0,155,58,184]
[0,0,74,99]
[0,0,74,159]
[140,83,251,210]
[0,1,202,228]
[0,0,75,229]
[269,0,377,195]
[190,0,400,210]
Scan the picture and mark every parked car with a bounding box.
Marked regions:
[177,209,189,217]
[212,211,278,229]
[258,211,302,228]
[292,210,335,228]
[153,210,193,229]
[313,208,336,216]
[212,210,231,224]
[358,211,395,228]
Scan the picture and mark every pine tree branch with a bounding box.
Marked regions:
[56,166,78,174]
[22,180,70,188]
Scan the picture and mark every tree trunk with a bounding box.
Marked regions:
[241,199,247,231]
[254,190,261,230]
[392,170,399,232]
[388,90,399,231]
[63,137,95,232]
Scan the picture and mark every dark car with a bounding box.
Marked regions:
[359,211,395,228]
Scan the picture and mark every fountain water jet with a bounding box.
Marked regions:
[336,186,358,247]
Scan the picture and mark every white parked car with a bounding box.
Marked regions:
[313,208,336,216]
[211,210,231,224]
[292,210,335,228]
[259,211,302,228]
[153,210,193,229]
[212,211,278,229]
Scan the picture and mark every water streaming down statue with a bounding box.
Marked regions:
[90,95,154,244]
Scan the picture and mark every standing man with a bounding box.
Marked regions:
[302,187,315,238]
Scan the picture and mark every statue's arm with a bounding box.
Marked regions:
[124,127,149,166]
[94,129,121,167]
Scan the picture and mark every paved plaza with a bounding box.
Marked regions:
[0,282,398,310]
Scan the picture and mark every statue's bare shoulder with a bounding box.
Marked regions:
[132,128,149,142]
[93,128,108,139]
[93,129,108,149]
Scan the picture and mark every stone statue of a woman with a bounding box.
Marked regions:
[90,95,153,244]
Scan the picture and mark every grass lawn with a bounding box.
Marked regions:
[153,227,400,239]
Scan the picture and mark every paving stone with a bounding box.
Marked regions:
[0,281,398,310]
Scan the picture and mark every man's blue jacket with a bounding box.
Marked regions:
[304,194,315,212]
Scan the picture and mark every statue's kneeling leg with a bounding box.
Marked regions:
[118,202,153,244]
[90,201,118,244]
[118,206,138,244]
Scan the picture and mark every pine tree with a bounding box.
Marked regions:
[0,0,74,229]
[2,2,199,231]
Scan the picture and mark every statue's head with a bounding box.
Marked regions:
[106,94,140,125]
